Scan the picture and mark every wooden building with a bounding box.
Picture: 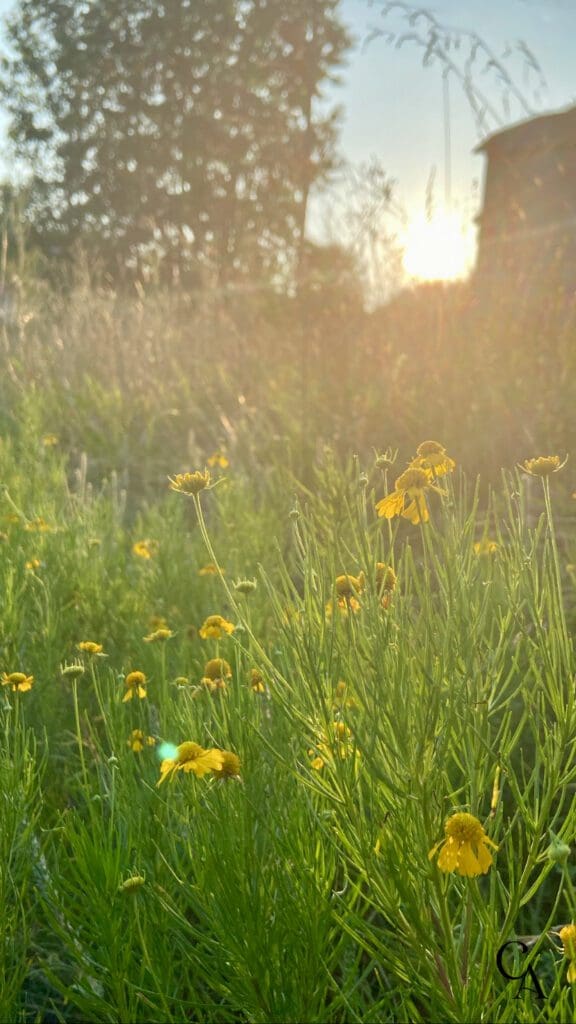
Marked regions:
[475,104,576,293]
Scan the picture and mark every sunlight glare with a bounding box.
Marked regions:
[402,211,473,282]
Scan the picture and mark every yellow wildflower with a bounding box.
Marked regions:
[200,677,228,695]
[375,562,397,594]
[249,668,266,693]
[1,671,34,692]
[332,681,360,713]
[326,574,363,617]
[309,721,358,770]
[335,574,364,599]
[376,466,445,525]
[309,754,325,771]
[201,657,232,693]
[157,741,224,786]
[24,516,53,533]
[204,658,232,682]
[207,451,229,469]
[148,615,169,631]
[77,641,104,656]
[373,562,397,608]
[123,671,147,703]
[560,924,576,983]
[133,539,158,559]
[168,470,210,496]
[428,812,498,877]
[326,596,361,617]
[42,433,59,447]
[127,729,156,753]
[520,455,568,477]
[143,627,174,643]
[474,538,499,556]
[25,558,41,571]
[199,614,235,639]
[198,563,223,576]
[411,440,456,477]
[212,750,241,779]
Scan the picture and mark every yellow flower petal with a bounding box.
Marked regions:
[376,490,405,519]
[402,497,429,524]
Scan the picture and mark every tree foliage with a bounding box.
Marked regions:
[1,0,350,284]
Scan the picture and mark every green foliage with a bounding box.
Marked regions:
[0,386,575,1021]
[0,270,574,1021]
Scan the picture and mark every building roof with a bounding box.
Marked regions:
[474,104,576,158]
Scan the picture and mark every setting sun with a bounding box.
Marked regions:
[402,211,474,282]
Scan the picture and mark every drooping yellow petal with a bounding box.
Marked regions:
[457,844,484,877]
[474,841,495,874]
[428,841,442,862]
[402,496,429,524]
[376,490,405,519]
[157,758,177,786]
[180,749,224,777]
[437,838,459,873]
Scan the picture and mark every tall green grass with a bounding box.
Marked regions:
[1,390,575,1021]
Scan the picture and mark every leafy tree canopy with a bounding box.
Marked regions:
[1,0,351,284]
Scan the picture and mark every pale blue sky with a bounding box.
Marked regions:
[0,0,574,269]
[327,0,576,240]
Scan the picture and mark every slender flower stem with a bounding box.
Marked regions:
[542,478,570,665]
[461,885,473,985]
[192,494,291,687]
[72,677,89,792]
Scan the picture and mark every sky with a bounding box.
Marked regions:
[318,0,576,280]
[0,0,574,283]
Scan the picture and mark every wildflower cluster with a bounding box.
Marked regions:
[309,720,359,772]
[376,440,455,524]
[326,562,397,616]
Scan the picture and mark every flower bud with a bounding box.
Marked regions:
[547,830,571,865]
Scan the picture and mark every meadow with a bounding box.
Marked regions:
[1,275,576,1023]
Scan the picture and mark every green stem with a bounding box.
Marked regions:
[72,677,89,792]
[193,494,291,687]
[461,884,473,985]
[542,478,569,664]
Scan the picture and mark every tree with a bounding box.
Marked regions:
[1,0,350,284]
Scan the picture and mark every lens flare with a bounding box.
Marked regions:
[157,741,178,762]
